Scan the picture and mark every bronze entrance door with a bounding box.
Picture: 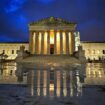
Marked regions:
[50,44,54,54]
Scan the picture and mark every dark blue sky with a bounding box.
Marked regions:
[0,0,105,42]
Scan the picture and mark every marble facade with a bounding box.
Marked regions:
[29,17,76,55]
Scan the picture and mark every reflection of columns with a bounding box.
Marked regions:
[43,70,47,96]
[70,70,73,97]
[66,71,70,97]
[54,31,57,54]
[73,70,77,96]
[34,70,38,96]
[47,70,50,96]
[56,70,60,97]
[31,70,34,96]
[37,70,41,96]
[40,70,43,96]
[66,32,69,54]
[35,32,38,54]
[60,31,63,54]
[54,70,57,96]
[27,71,34,96]
[60,70,63,97]
[63,70,67,97]
[47,31,50,54]
[41,32,44,54]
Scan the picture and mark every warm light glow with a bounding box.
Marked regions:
[37,70,40,96]
[69,32,71,54]
[56,32,60,54]
[50,30,54,44]
[38,32,42,54]
[44,32,48,54]
[56,71,60,97]
[32,32,35,54]
[43,71,47,96]
[62,32,66,54]
[50,83,54,91]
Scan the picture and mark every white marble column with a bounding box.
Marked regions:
[68,32,71,55]
[35,32,38,54]
[66,32,69,54]
[60,31,63,54]
[54,31,57,54]
[47,31,50,54]
[71,32,75,54]
[31,32,34,54]
[32,32,36,54]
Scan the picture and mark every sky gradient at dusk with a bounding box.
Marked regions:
[0,0,105,42]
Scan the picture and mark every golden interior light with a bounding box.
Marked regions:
[50,30,54,44]
[56,32,60,54]
[50,83,54,91]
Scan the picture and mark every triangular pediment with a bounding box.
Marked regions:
[29,17,76,26]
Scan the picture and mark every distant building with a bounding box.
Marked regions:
[81,42,105,60]
[0,42,28,60]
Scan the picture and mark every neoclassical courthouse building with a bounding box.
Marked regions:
[29,17,77,55]
[0,17,105,60]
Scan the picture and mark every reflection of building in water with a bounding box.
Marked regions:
[0,62,27,84]
[0,62,17,83]
[85,63,105,85]
[27,69,83,97]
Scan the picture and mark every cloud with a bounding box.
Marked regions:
[4,0,26,13]
[0,0,105,42]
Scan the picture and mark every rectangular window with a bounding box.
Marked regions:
[12,50,14,54]
[103,50,105,54]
